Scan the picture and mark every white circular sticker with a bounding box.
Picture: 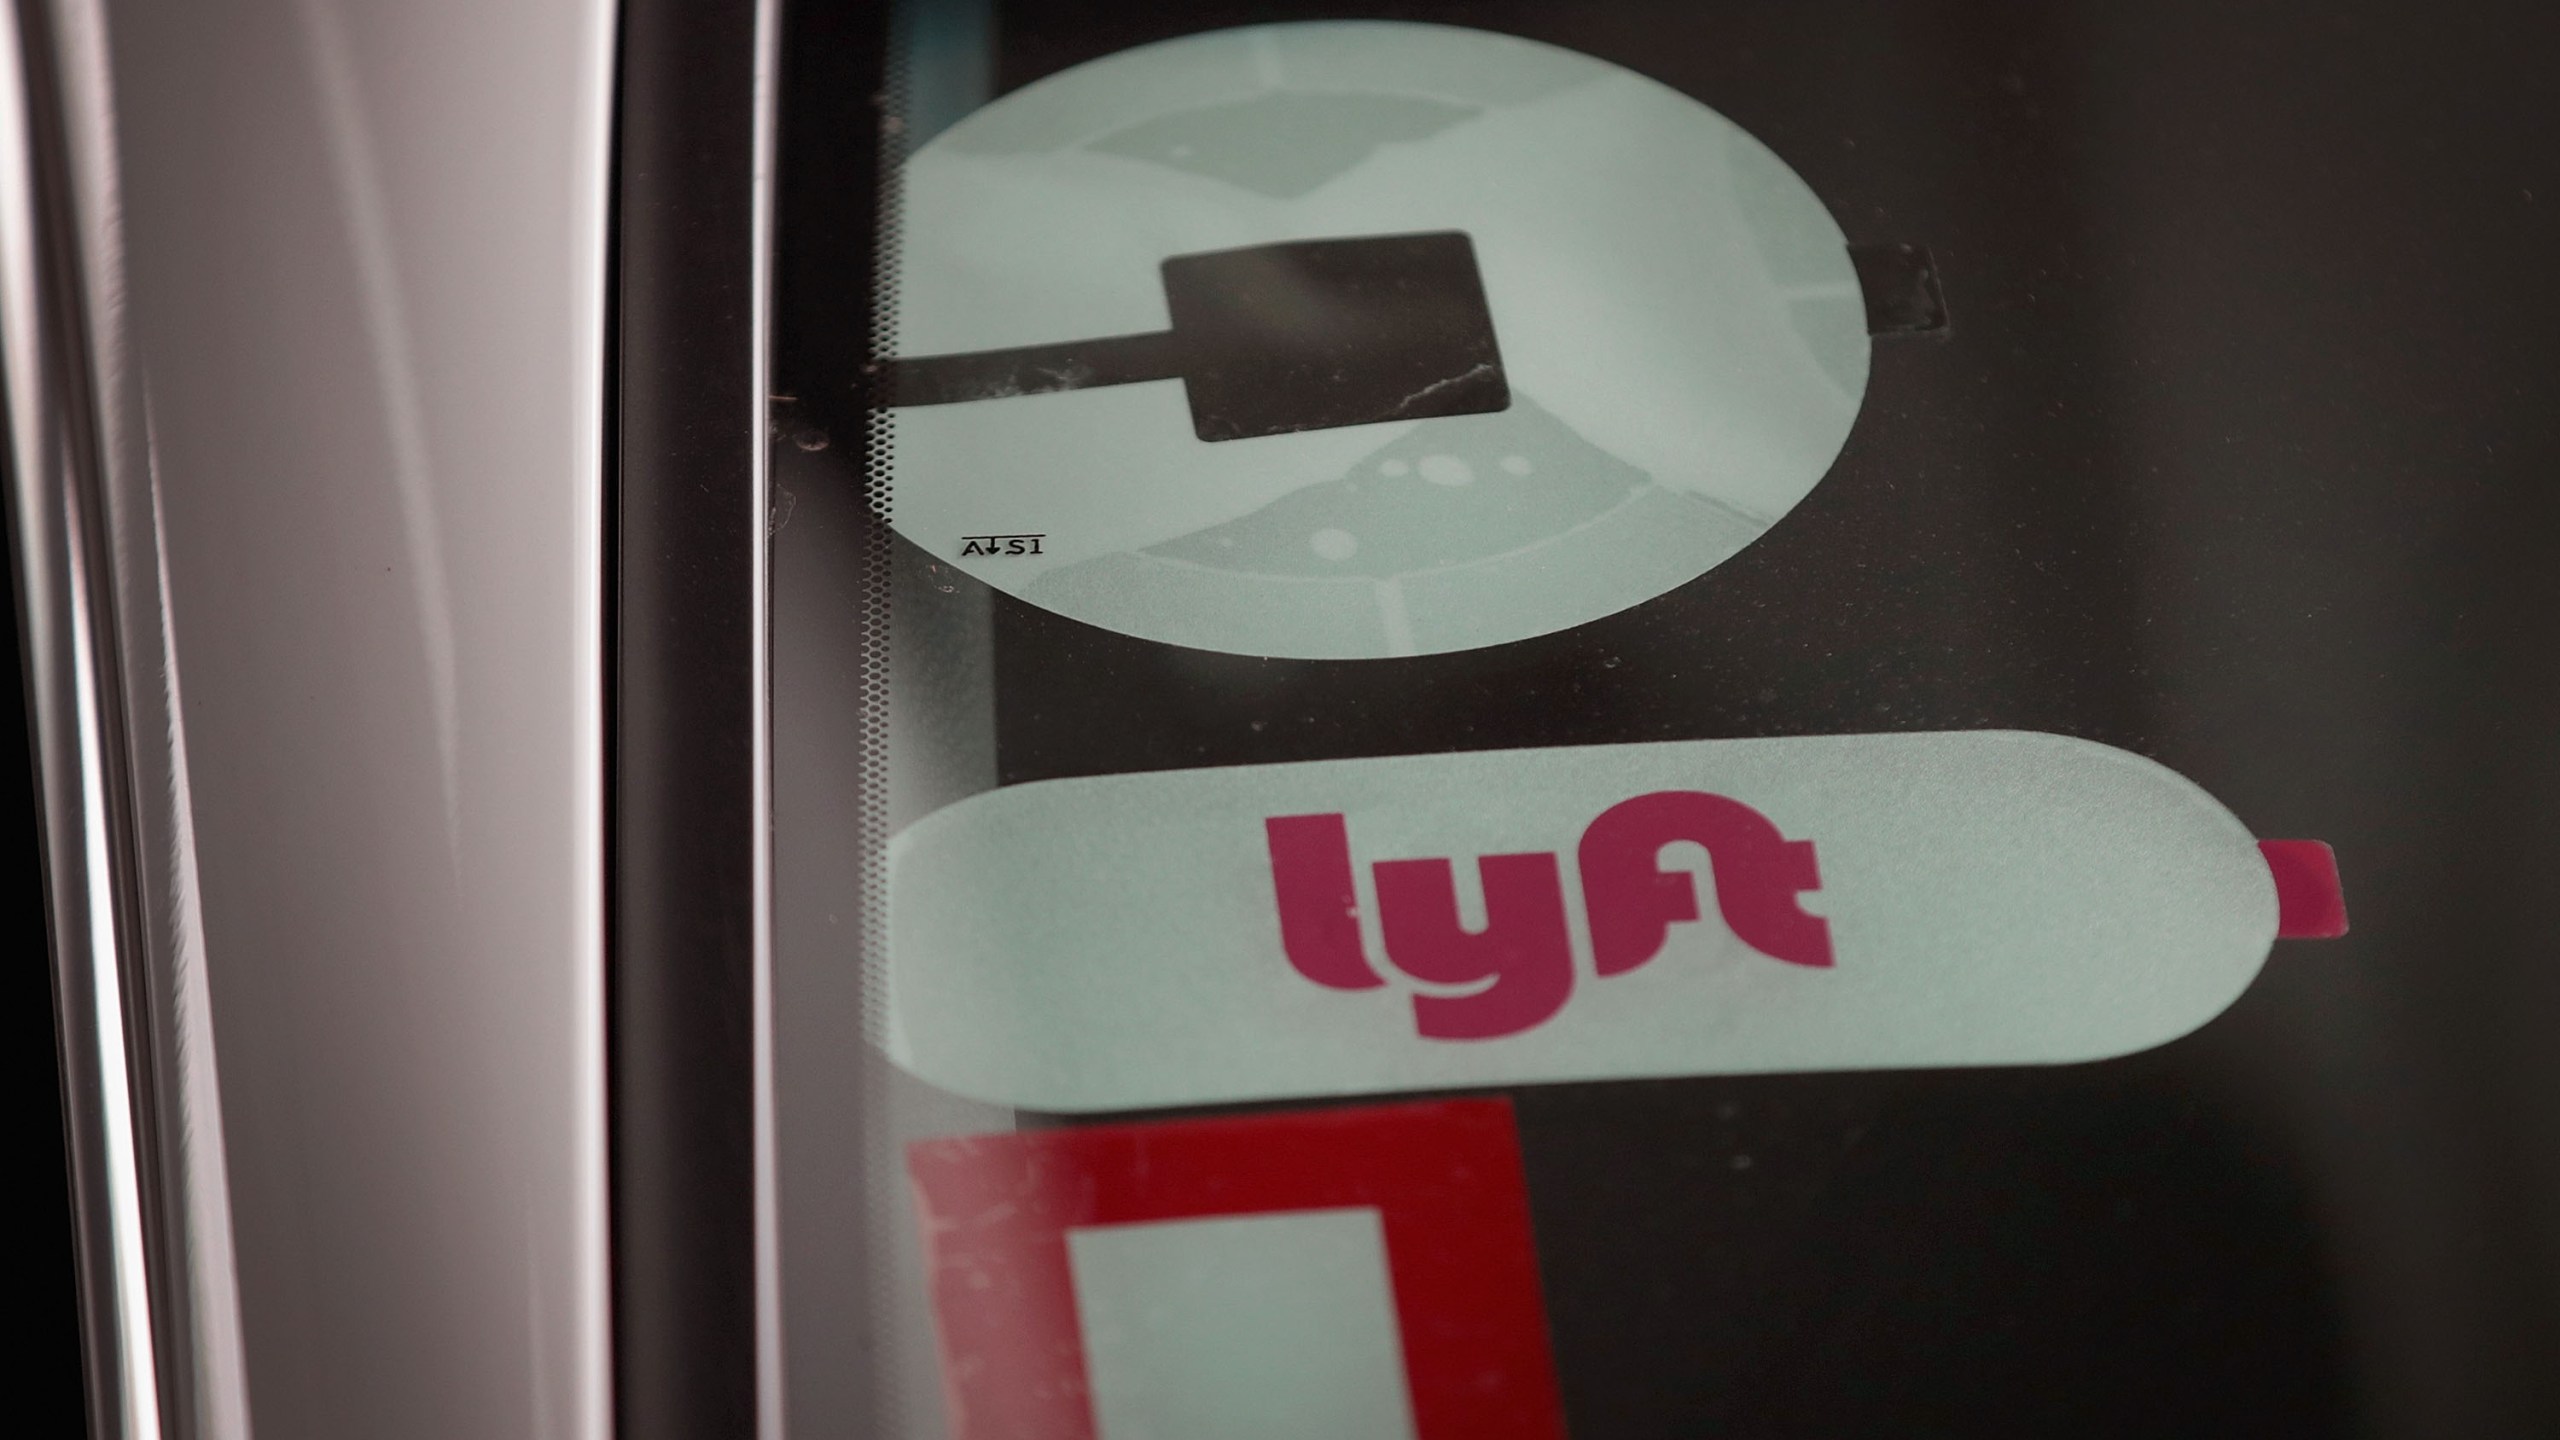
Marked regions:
[886,21,1869,659]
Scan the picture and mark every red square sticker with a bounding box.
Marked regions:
[906,1098,1566,1440]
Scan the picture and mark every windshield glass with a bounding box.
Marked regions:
[765,5,2560,1437]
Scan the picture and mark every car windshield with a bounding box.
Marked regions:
[763,4,2560,1438]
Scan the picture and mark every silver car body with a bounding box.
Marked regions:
[3,1,627,1436]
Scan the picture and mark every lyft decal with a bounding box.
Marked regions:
[883,731,2345,1112]
[1267,791,1831,1041]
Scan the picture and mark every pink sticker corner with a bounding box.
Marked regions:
[2259,839,2348,940]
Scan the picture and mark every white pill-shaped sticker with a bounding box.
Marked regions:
[884,731,2345,1112]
